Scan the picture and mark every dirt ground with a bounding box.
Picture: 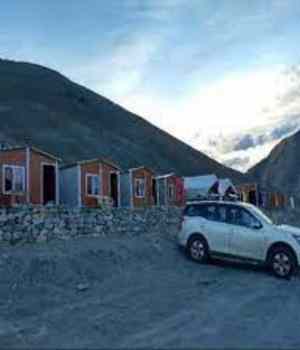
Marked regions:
[1,231,300,349]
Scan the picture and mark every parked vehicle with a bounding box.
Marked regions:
[178,201,300,278]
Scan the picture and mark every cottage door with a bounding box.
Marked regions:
[152,178,157,205]
[43,165,56,204]
[110,173,119,207]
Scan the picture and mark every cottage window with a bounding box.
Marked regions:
[135,178,145,198]
[86,174,100,196]
[168,183,175,201]
[3,165,25,194]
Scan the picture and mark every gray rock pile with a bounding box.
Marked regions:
[0,205,182,245]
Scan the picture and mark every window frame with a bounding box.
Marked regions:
[226,204,263,229]
[85,173,100,197]
[240,207,263,230]
[3,164,26,195]
[168,183,176,201]
[134,177,146,198]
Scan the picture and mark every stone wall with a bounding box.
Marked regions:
[0,206,182,245]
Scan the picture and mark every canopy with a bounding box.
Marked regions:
[218,178,237,196]
[184,174,218,197]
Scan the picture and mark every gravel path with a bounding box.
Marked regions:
[1,233,300,349]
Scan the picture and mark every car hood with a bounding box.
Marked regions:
[277,224,300,237]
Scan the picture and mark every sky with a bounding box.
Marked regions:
[1,0,300,172]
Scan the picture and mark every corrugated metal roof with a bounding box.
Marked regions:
[0,146,61,161]
[61,157,120,170]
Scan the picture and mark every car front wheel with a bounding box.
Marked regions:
[187,236,209,263]
[269,247,297,279]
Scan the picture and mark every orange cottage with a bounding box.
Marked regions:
[120,166,156,208]
[0,146,60,207]
[60,158,121,208]
[156,174,185,207]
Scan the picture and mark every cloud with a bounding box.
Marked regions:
[224,156,251,170]
[230,116,300,153]
[196,113,300,172]
[3,0,300,174]
[66,33,163,99]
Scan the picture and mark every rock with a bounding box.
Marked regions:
[95,225,103,234]
[37,229,48,242]
[0,205,182,245]
[76,283,90,292]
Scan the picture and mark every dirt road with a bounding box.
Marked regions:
[1,232,300,349]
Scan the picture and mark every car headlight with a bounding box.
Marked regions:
[292,234,300,246]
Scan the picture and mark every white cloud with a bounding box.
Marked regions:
[191,65,300,171]
[73,58,300,173]
[67,33,163,99]
[8,0,297,174]
[116,64,292,137]
[111,64,300,172]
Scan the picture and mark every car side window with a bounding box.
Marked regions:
[218,206,227,223]
[239,209,261,229]
[206,205,219,222]
[226,206,239,225]
[184,205,197,217]
[184,204,207,218]
[226,206,261,229]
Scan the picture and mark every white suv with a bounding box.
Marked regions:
[178,201,300,278]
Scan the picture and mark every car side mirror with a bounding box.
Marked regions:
[250,221,262,230]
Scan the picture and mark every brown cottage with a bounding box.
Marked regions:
[60,158,121,208]
[238,183,290,209]
[237,183,259,206]
[156,174,185,207]
[120,166,155,208]
[0,147,60,207]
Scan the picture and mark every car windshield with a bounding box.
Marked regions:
[248,205,273,225]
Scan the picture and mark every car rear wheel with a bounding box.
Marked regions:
[187,236,209,263]
[269,247,296,279]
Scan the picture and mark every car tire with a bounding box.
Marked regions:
[268,246,297,279]
[187,235,209,263]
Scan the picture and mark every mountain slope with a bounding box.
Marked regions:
[248,131,300,194]
[0,58,246,182]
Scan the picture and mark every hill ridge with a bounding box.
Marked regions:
[0,58,247,182]
[248,130,300,194]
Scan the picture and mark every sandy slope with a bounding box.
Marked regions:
[1,232,300,349]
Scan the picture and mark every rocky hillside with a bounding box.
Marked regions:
[0,58,247,182]
[248,130,300,195]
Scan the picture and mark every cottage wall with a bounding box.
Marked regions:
[60,166,79,207]
[80,162,100,208]
[167,176,185,207]
[120,173,131,207]
[79,161,120,208]
[157,178,167,206]
[0,148,59,206]
[29,150,57,205]
[0,149,27,206]
[101,162,119,199]
[132,168,154,208]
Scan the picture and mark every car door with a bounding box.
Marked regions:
[227,206,266,261]
[200,204,231,255]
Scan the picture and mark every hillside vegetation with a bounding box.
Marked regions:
[0,59,247,182]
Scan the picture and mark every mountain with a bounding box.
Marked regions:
[248,131,300,195]
[0,58,247,182]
